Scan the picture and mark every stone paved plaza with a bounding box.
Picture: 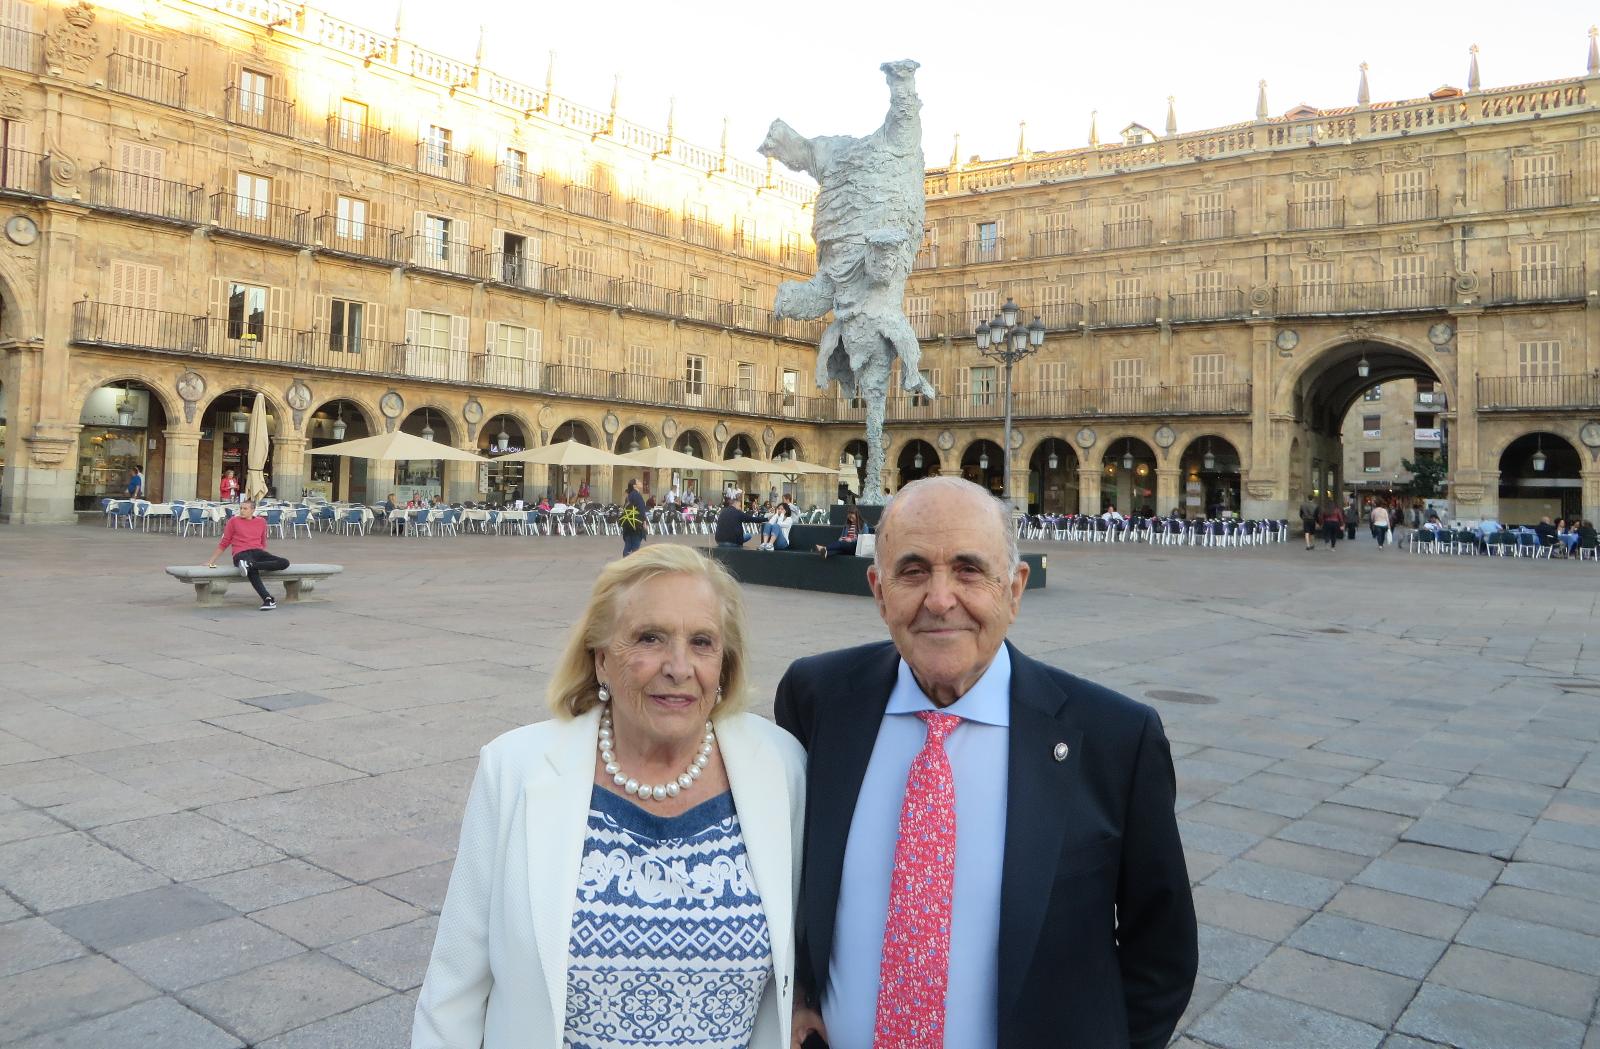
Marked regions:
[1,523,1597,1049]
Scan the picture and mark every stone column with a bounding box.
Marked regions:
[1009,464,1030,513]
[271,436,308,500]
[443,451,479,504]
[1,339,79,523]
[1448,308,1484,521]
[163,429,201,501]
[1077,466,1101,515]
[1155,466,1182,516]
[1242,320,1280,520]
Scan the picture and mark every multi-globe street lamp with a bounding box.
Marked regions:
[973,298,1046,509]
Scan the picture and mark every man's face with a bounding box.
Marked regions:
[868,487,1028,706]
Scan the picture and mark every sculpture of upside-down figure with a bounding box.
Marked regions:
[760,60,934,505]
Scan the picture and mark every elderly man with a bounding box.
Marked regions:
[776,476,1196,1049]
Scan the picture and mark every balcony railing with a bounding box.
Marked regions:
[0,148,47,196]
[73,301,195,353]
[678,293,725,323]
[211,192,308,242]
[1180,210,1235,241]
[1287,199,1345,230]
[1102,220,1152,250]
[628,201,672,236]
[1089,296,1160,328]
[720,303,777,333]
[683,217,722,249]
[1030,228,1078,257]
[476,352,543,390]
[415,143,477,184]
[1478,374,1600,411]
[550,267,608,302]
[225,85,296,137]
[108,54,186,108]
[1276,276,1454,316]
[780,244,815,271]
[963,238,1005,264]
[1505,175,1571,210]
[565,185,611,220]
[913,244,940,270]
[486,252,554,292]
[1036,301,1085,331]
[1377,189,1438,223]
[1168,289,1246,323]
[326,116,389,162]
[0,26,42,73]
[608,280,675,314]
[88,167,202,224]
[907,314,941,340]
[311,214,404,263]
[1488,267,1586,305]
[391,341,472,383]
[404,234,482,277]
[495,163,542,203]
[882,383,1252,423]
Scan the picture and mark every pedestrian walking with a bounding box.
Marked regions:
[1298,498,1319,551]
[205,499,290,610]
[1371,503,1391,548]
[125,466,144,500]
[1343,495,1358,541]
[1320,502,1341,549]
[618,478,648,557]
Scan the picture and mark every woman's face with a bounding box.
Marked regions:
[594,574,724,754]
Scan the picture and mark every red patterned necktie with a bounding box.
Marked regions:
[874,710,962,1049]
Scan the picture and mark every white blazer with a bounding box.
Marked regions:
[412,708,806,1049]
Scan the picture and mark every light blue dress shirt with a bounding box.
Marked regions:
[823,645,1011,1049]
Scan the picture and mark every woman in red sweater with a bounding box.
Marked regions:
[206,500,290,610]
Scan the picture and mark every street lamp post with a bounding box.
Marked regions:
[974,298,1046,510]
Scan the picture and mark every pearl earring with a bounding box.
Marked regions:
[598,684,611,704]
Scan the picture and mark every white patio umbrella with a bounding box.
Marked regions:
[619,445,727,472]
[494,440,635,467]
[244,394,271,500]
[309,429,488,463]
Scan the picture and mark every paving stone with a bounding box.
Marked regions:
[1175,973,1229,1035]
[1353,858,1492,908]
[0,891,30,923]
[1533,818,1600,851]
[5,995,243,1049]
[1187,986,1384,1049]
[1211,783,1320,819]
[0,810,68,846]
[179,952,387,1045]
[1302,803,1414,837]
[93,812,286,882]
[301,833,453,884]
[1480,883,1600,937]
[1242,838,1369,881]
[1286,910,1448,979]
[1242,946,1419,1028]
[1184,850,1229,884]
[1384,840,1506,881]
[1323,885,1468,941]
[191,859,352,913]
[369,860,452,914]
[1499,861,1600,902]
[252,886,425,949]
[106,917,305,992]
[324,916,437,991]
[254,992,418,1049]
[1191,885,1311,942]
[1396,985,1586,1049]
[1378,1035,1449,1049]
[0,832,169,913]
[1196,923,1273,984]
[1429,943,1600,1021]
[1274,818,1395,858]
[1179,819,1263,859]
[240,692,328,712]
[45,884,236,952]
[0,956,157,1044]
[1455,912,1600,976]
[0,917,87,979]
[1514,837,1600,874]
[1204,859,1342,910]
[1401,817,1524,859]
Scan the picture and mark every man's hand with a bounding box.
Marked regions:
[790,1004,826,1049]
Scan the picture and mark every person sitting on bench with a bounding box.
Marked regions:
[206,499,291,610]
[815,506,864,558]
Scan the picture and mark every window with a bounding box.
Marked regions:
[500,232,528,283]
[631,258,655,286]
[685,274,711,319]
[1389,254,1427,306]
[684,355,705,396]
[781,369,799,408]
[781,230,803,267]
[1361,414,1382,437]
[1518,243,1560,296]
[496,323,528,358]
[235,173,269,219]
[1111,357,1143,389]
[1298,179,1336,226]
[1195,190,1225,222]
[1363,451,1381,473]
[1109,276,1144,325]
[1037,360,1069,392]
[1515,153,1559,207]
[337,99,367,143]
[970,365,997,407]
[976,221,999,256]
[1115,201,1143,223]
[1297,260,1335,311]
[503,147,527,186]
[414,309,450,351]
[238,69,270,115]
[736,362,756,403]
[1363,387,1383,402]
[734,216,758,255]
[109,260,160,309]
[1039,283,1074,328]
[327,298,364,353]
[121,32,166,98]
[226,281,267,340]
[569,245,598,298]
[564,334,594,371]
[335,196,366,241]
[627,344,652,374]
[967,288,997,328]
[1518,340,1560,379]
[911,368,939,408]
[1388,168,1427,220]
[423,214,451,264]
[1190,353,1225,386]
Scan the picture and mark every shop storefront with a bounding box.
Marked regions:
[75,384,167,508]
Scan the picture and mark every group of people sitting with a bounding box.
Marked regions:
[713,495,865,556]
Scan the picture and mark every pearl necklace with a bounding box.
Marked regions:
[598,705,715,803]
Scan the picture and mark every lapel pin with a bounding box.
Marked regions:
[1053,742,1070,762]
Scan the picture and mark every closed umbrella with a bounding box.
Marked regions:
[245,394,270,500]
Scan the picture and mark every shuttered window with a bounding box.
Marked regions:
[1190,353,1225,386]
[1111,358,1143,389]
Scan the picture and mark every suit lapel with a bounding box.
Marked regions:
[719,716,792,1001]
[805,643,899,993]
[524,708,601,1045]
[997,644,1084,1019]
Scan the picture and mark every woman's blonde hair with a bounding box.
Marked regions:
[546,545,749,720]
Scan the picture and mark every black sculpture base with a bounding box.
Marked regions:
[707,546,1048,597]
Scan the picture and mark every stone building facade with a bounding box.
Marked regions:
[2,0,1599,524]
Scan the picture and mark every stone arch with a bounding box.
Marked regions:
[1025,434,1078,469]
[673,427,711,458]
[307,395,381,439]
[477,406,537,450]
[772,436,806,462]
[1097,430,1167,463]
[1484,421,1587,465]
[1275,332,1457,431]
[834,435,870,468]
[198,383,293,438]
[67,367,185,430]
[400,403,460,446]
[721,432,757,459]
[553,418,597,445]
[616,421,660,451]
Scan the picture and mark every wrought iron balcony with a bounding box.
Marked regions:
[1180,210,1235,241]
[1030,228,1078,257]
[882,382,1252,423]
[72,302,196,353]
[108,53,187,108]
[1414,389,1446,412]
[720,302,778,334]
[403,234,483,278]
[1488,266,1586,305]
[780,243,815,271]
[311,214,404,263]
[390,341,472,383]
[1036,301,1085,331]
[1287,199,1345,230]
[1276,276,1454,316]
[913,243,940,270]
[1377,189,1437,223]
[909,314,943,340]
[194,317,320,365]
[0,26,43,73]
[415,143,477,184]
[677,292,726,323]
[565,185,611,220]
[627,200,672,237]
[963,237,1005,264]
[550,267,608,302]
[476,352,544,390]
[1089,296,1160,328]
[1102,220,1152,249]
[1168,289,1246,323]
[0,148,47,197]
[210,192,308,243]
[495,163,542,203]
[1505,175,1571,210]
[485,252,554,292]
[326,116,389,162]
[88,167,202,224]
[608,279,675,314]
[1478,374,1600,411]
[225,85,296,137]
[683,217,722,249]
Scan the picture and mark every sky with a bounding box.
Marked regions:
[324,0,1593,169]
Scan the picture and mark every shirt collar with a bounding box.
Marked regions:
[885,643,1011,727]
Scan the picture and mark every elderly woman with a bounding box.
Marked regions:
[413,545,805,1049]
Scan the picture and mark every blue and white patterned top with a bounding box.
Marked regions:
[564,786,772,1049]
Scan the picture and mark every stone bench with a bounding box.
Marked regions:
[165,564,343,607]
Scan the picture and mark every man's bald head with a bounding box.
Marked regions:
[875,476,1019,579]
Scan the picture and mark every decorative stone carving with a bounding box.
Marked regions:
[0,85,23,121]
[1345,320,1376,341]
[1153,424,1177,449]
[1306,240,1329,260]
[1247,284,1273,309]
[1452,484,1484,503]
[936,429,954,451]
[760,61,929,506]
[462,397,484,425]
[1009,428,1023,450]
[26,434,77,467]
[713,420,729,443]
[1245,480,1276,500]
[1398,231,1420,255]
[285,380,311,430]
[536,403,554,429]
[601,411,620,435]
[176,369,205,424]
[44,2,100,76]
[1075,426,1097,449]
[761,424,775,445]
[661,417,678,441]
[1454,271,1479,296]
[132,115,158,142]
